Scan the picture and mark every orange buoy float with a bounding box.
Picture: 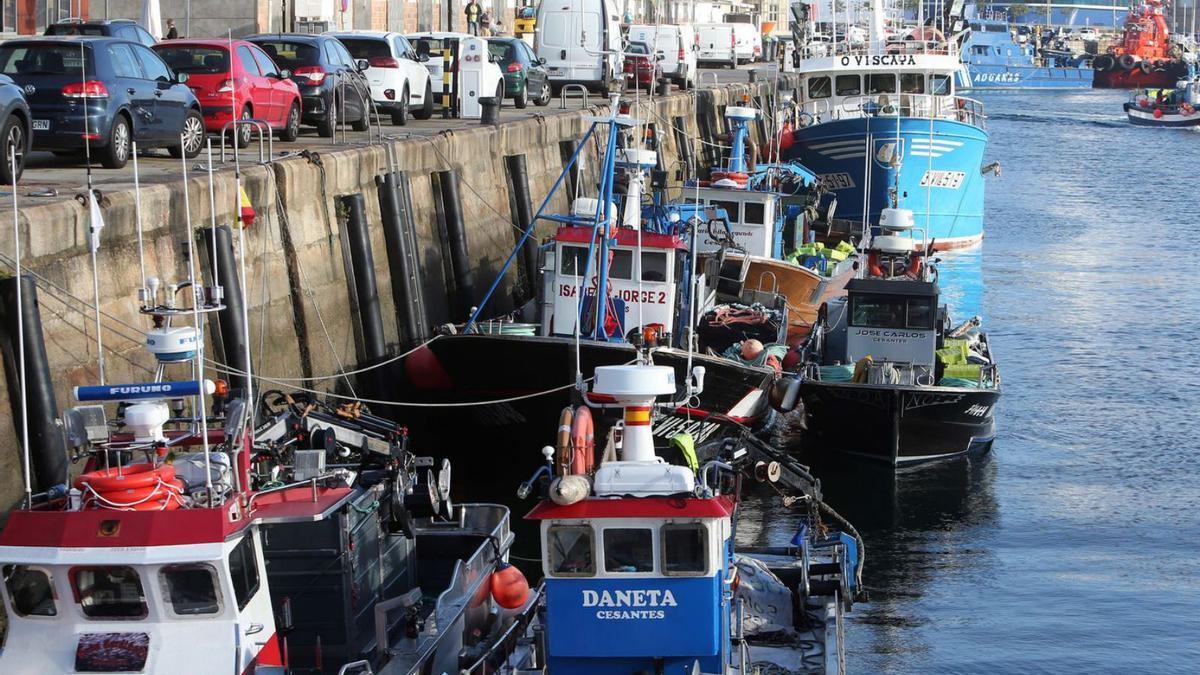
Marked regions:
[490,561,530,609]
[570,406,594,475]
[554,407,574,475]
[75,463,184,511]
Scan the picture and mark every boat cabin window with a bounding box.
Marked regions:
[743,201,765,226]
[641,251,668,282]
[160,564,220,616]
[900,73,925,94]
[604,528,654,573]
[3,565,56,617]
[930,74,951,96]
[661,524,709,576]
[710,199,740,223]
[560,245,590,277]
[808,75,831,99]
[229,536,261,611]
[866,73,895,95]
[72,566,148,619]
[547,525,595,576]
[835,74,861,96]
[851,294,935,330]
[609,249,634,280]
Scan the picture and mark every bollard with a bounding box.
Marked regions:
[656,78,671,97]
[479,96,500,125]
[202,225,249,395]
[749,69,758,83]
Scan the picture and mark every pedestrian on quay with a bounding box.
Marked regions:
[165,18,179,39]
[480,9,492,36]
[466,0,483,36]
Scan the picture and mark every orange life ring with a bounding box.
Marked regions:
[83,479,185,511]
[75,463,176,492]
[554,407,574,475]
[570,406,594,475]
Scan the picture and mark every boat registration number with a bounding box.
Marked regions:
[817,172,855,190]
[919,170,966,190]
[32,119,49,131]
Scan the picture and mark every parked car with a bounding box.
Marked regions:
[326,31,434,125]
[487,37,550,108]
[628,23,698,89]
[1078,27,1100,42]
[534,0,623,92]
[0,74,32,184]
[153,39,302,146]
[246,34,372,138]
[622,41,663,90]
[730,22,761,64]
[406,32,506,103]
[697,24,738,69]
[45,19,157,47]
[0,37,204,168]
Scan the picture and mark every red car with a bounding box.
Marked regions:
[153,39,302,147]
[623,41,664,90]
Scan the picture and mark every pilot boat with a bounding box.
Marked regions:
[792,207,1000,467]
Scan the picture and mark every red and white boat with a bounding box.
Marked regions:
[1091,0,1197,89]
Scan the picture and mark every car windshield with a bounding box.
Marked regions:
[487,41,515,63]
[409,37,443,60]
[337,38,390,60]
[0,44,93,76]
[251,41,319,69]
[45,24,106,36]
[627,42,650,55]
[154,46,229,74]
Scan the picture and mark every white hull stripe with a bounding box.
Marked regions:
[808,139,864,150]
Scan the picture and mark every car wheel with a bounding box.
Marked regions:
[413,80,434,120]
[496,81,504,105]
[0,114,26,185]
[535,81,551,106]
[514,79,528,109]
[230,106,253,149]
[279,101,300,142]
[351,95,370,131]
[101,114,131,169]
[170,109,205,159]
[392,85,409,125]
[317,98,337,138]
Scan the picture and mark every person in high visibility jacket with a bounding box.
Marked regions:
[465,0,483,36]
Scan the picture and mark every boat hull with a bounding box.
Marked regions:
[785,116,988,250]
[957,63,1092,91]
[390,334,776,457]
[1124,103,1200,127]
[1093,67,1181,89]
[799,381,999,467]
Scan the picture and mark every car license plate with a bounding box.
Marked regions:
[32,119,49,131]
[549,67,564,75]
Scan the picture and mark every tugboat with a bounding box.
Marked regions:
[0,145,525,674]
[1124,78,1200,127]
[780,0,994,250]
[792,207,1001,467]
[1092,0,1197,89]
[955,15,1092,90]
[439,361,861,673]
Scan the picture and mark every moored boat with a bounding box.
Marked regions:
[1091,0,1197,89]
[956,15,1092,91]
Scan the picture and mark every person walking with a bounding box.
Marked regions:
[465,0,483,37]
[480,9,491,36]
[165,18,179,39]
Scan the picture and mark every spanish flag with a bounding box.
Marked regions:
[238,185,255,227]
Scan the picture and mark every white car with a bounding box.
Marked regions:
[405,32,506,103]
[326,31,434,125]
[1078,27,1100,41]
[628,24,698,89]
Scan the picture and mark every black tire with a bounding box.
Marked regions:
[0,114,26,185]
[317,99,337,138]
[169,108,205,159]
[392,85,409,125]
[231,106,252,149]
[413,80,434,120]
[279,101,300,142]
[100,114,131,169]
[535,80,551,106]
[1093,54,1114,71]
[351,95,370,131]
[496,81,504,105]
[514,79,529,108]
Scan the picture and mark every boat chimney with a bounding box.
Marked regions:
[723,106,759,176]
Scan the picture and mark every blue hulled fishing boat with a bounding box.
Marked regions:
[781,0,996,250]
[956,16,1092,90]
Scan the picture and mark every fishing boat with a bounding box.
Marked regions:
[1092,0,1197,89]
[779,0,995,250]
[392,94,796,457]
[380,361,861,673]
[0,142,527,674]
[791,207,1000,467]
[1124,78,1200,127]
[955,15,1092,90]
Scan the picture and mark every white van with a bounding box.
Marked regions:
[535,0,623,92]
[730,22,761,63]
[697,23,737,69]
[627,24,698,89]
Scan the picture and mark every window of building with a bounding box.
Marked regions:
[641,251,668,282]
[3,565,56,617]
[661,524,708,575]
[547,525,594,576]
[807,75,831,99]
[603,528,654,573]
[160,564,220,616]
[72,566,148,619]
[866,73,896,95]
[228,536,260,611]
[900,73,925,94]
[835,74,861,96]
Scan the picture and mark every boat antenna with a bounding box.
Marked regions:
[10,146,32,508]
[81,39,104,383]
[132,141,146,293]
[180,134,213,492]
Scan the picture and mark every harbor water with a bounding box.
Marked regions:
[741,88,1200,672]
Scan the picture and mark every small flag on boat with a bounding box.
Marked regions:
[87,189,104,251]
[238,185,255,227]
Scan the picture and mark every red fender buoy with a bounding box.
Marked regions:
[570,406,594,475]
[490,562,530,609]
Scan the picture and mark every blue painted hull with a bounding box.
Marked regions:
[785,116,989,249]
[957,63,1093,90]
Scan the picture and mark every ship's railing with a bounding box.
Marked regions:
[793,93,987,129]
[797,39,958,61]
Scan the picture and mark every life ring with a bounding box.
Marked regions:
[554,407,573,475]
[76,463,185,511]
[75,463,176,492]
[570,406,594,475]
[710,170,749,186]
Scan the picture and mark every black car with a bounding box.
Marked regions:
[487,37,550,109]
[45,19,158,48]
[0,74,32,184]
[247,34,372,138]
[0,37,205,169]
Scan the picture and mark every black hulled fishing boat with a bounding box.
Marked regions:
[793,206,1000,467]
